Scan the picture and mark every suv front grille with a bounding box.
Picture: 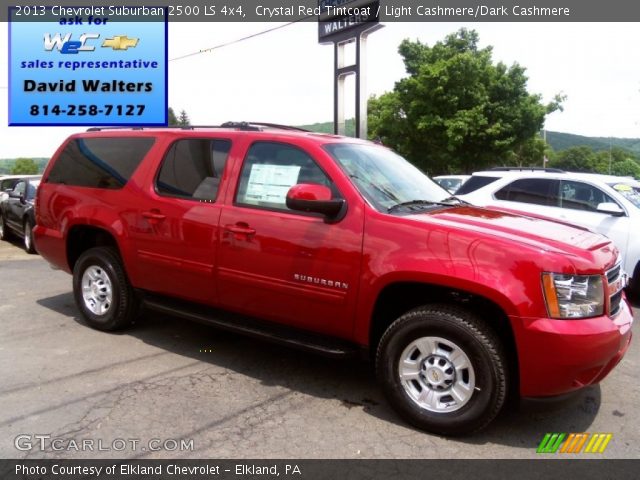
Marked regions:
[606,262,623,317]
[606,264,621,285]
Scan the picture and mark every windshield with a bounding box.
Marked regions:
[324,143,450,212]
[608,182,640,208]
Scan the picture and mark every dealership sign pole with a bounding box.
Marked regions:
[318,0,382,139]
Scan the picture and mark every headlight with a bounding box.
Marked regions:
[542,273,604,319]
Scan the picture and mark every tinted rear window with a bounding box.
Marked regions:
[495,178,560,206]
[47,137,155,189]
[456,175,499,194]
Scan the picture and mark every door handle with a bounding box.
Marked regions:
[224,223,256,235]
[142,210,166,221]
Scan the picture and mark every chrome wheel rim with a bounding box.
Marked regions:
[24,224,31,250]
[399,336,476,413]
[81,265,113,315]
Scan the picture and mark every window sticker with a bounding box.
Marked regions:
[244,164,301,204]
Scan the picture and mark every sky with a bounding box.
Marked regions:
[1,21,639,158]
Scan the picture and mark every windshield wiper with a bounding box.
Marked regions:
[388,200,442,213]
[441,196,472,206]
[387,197,470,213]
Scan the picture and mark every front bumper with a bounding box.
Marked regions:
[514,295,633,397]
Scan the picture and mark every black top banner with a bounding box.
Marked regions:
[4,0,640,22]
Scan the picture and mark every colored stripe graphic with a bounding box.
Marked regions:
[584,433,613,453]
[537,433,612,454]
[537,433,566,453]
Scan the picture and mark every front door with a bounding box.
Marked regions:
[217,141,363,338]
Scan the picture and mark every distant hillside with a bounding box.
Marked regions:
[300,120,640,155]
[546,131,640,155]
[0,158,49,175]
[299,119,356,137]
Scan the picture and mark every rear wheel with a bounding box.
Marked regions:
[376,305,507,436]
[73,247,139,331]
[23,220,36,254]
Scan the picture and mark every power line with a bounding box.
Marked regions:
[0,20,312,87]
[169,19,311,62]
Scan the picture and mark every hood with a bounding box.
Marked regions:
[410,205,613,256]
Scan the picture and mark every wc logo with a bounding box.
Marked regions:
[44,33,139,54]
[537,433,613,454]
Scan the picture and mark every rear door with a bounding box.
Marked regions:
[216,141,363,338]
[131,138,232,304]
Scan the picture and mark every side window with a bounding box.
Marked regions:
[456,175,499,195]
[235,142,333,211]
[47,137,155,189]
[495,178,559,207]
[156,139,231,201]
[560,180,616,212]
[13,181,26,196]
[26,182,38,200]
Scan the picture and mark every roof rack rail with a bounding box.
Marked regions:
[243,122,310,132]
[219,121,309,132]
[86,122,309,133]
[86,126,146,131]
[490,167,565,173]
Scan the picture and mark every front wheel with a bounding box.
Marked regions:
[72,247,139,331]
[376,305,507,436]
[0,215,12,241]
[23,220,36,254]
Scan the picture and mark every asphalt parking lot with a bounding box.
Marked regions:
[0,238,638,459]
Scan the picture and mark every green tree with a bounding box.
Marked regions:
[506,135,550,167]
[549,146,640,176]
[548,146,597,172]
[368,29,563,175]
[168,107,178,126]
[595,147,640,176]
[611,158,640,178]
[178,109,191,127]
[11,158,39,175]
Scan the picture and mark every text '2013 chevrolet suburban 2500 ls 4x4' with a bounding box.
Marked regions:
[34,123,633,435]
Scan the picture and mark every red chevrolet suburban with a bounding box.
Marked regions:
[34,123,633,435]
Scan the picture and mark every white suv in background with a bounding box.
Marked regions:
[457,168,640,290]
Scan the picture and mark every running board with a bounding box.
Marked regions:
[142,294,360,359]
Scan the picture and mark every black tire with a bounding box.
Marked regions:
[23,220,36,254]
[625,263,640,301]
[0,215,13,241]
[72,247,139,331]
[376,304,507,436]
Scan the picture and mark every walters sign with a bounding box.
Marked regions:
[317,0,380,43]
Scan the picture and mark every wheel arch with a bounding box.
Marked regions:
[66,225,121,272]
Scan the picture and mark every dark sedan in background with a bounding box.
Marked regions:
[0,176,41,253]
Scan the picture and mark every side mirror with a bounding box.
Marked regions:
[286,183,345,221]
[596,202,625,217]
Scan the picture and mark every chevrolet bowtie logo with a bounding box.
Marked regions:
[102,36,139,50]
